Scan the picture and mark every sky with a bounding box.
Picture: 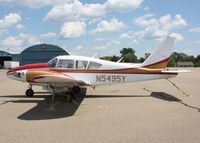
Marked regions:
[0,0,200,58]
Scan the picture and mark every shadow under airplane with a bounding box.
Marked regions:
[0,89,199,121]
[0,89,86,120]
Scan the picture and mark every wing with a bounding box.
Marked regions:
[26,70,88,87]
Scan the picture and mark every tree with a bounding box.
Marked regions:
[167,56,176,67]
[138,57,145,63]
[100,56,112,61]
[112,55,120,62]
[144,53,150,60]
[138,53,151,63]
[123,53,137,63]
[120,48,134,56]
[120,48,137,63]
[196,55,200,62]
[194,55,200,67]
[100,55,120,62]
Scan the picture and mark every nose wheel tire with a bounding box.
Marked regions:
[26,88,34,97]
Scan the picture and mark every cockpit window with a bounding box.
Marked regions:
[57,59,74,69]
[76,60,88,69]
[88,62,102,69]
[48,58,58,68]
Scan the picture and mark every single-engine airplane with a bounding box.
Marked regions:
[7,36,188,101]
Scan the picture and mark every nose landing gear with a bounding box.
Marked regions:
[25,86,34,97]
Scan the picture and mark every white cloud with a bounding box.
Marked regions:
[133,13,156,27]
[1,32,58,53]
[133,14,187,40]
[15,24,25,29]
[2,33,40,47]
[44,0,106,22]
[105,0,143,12]
[40,32,57,40]
[172,15,187,27]
[59,21,86,38]
[0,0,144,12]
[0,33,52,53]
[195,41,200,44]
[91,18,125,33]
[0,13,21,33]
[2,36,23,47]
[170,33,184,42]
[118,31,138,46]
[44,0,143,22]
[69,37,122,57]
[0,31,62,53]
[95,37,108,41]
[0,0,74,8]
[189,27,200,33]
[119,31,135,39]
[75,45,83,50]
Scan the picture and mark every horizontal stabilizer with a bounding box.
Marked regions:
[161,69,191,74]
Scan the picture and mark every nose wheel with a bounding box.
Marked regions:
[25,87,34,97]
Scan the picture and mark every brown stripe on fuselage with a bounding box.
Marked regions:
[143,58,169,69]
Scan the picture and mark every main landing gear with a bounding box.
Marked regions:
[72,86,81,94]
[64,86,81,103]
[25,86,34,97]
[25,85,81,104]
[49,86,80,109]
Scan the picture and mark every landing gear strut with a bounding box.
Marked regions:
[25,86,34,97]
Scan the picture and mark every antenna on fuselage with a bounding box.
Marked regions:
[98,47,101,59]
[92,48,101,58]
[92,54,97,58]
[117,57,124,63]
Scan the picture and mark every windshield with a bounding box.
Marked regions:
[48,58,58,68]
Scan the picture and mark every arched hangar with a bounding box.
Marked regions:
[20,44,69,65]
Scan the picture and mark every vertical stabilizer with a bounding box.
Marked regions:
[142,36,175,69]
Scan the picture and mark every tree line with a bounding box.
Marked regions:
[100,48,200,67]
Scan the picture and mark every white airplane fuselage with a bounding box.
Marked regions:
[7,55,177,87]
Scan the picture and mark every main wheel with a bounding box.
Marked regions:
[25,88,34,97]
[72,86,81,94]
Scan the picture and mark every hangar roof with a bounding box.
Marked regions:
[21,44,68,53]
